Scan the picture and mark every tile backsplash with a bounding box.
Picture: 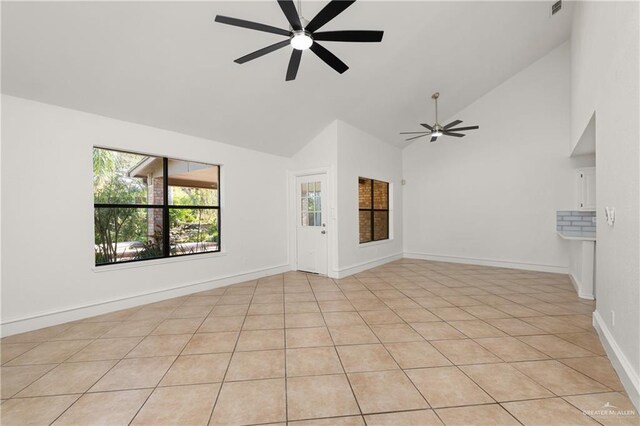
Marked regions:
[557,211,596,234]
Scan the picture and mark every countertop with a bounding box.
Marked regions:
[557,231,596,241]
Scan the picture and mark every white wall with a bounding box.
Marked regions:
[571,1,640,408]
[336,121,403,276]
[1,95,291,335]
[403,43,574,273]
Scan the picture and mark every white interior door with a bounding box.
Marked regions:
[296,174,328,275]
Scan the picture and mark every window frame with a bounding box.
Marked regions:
[93,147,221,266]
[358,177,390,244]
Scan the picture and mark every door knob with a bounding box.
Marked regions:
[321,230,326,234]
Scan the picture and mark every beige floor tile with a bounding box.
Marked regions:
[210,304,249,317]
[198,315,244,332]
[513,360,611,395]
[16,360,115,397]
[329,325,380,345]
[225,349,285,381]
[431,339,501,365]
[100,320,161,338]
[429,307,477,321]
[287,347,343,377]
[448,320,506,338]
[50,323,116,340]
[560,357,625,391]
[370,324,424,343]
[474,336,548,362]
[406,366,493,408]
[410,322,465,340]
[1,324,71,344]
[436,404,520,425]
[494,303,544,318]
[462,305,512,319]
[289,416,364,425]
[0,343,39,365]
[67,337,142,361]
[182,332,238,354]
[250,294,282,304]
[248,303,284,315]
[557,332,607,356]
[0,364,56,398]
[365,409,442,425]
[518,335,596,358]
[323,312,366,327]
[460,363,553,401]
[168,305,212,319]
[503,397,600,425]
[286,302,321,314]
[394,309,440,323]
[286,313,326,328]
[160,353,230,385]
[384,341,451,369]
[90,356,175,391]
[485,318,545,336]
[132,383,219,425]
[219,294,253,305]
[359,310,404,325]
[522,316,587,334]
[286,327,333,348]
[285,293,315,303]
[348,370,429,414]
[318,300,355,312]
[53,389,152,426]
[0,395,80,425]
[235,329,284,351]
[126,334,190,358]
[337,344,398,373]
[287,374,360,420]
[242,314,284,330]
[210,378,286,425]
[151,318,202,335]
[564,392,639,426]
[6,340,92,365]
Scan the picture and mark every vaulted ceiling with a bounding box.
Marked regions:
[2,1,572,156]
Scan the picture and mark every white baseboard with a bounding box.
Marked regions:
[1,264,291,337]
[593,310,640,411]
[403,252,568,274]
[333,253,403,279]
[569,273,595,300]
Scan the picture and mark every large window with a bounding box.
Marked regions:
[359,177,389,243]
[93,147,220,265]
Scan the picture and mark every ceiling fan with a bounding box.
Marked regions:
[215,0,383,81]
[401,93,479,142]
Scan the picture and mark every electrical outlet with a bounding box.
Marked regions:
[611,311,615,327]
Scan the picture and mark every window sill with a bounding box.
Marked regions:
[92,250,227,273]
[359,239,393,248]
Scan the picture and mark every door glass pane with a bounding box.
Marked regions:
[315,212,322,226]
[373,180,389,209]
[359,177,372,209]
[301,181,322,227]
[302,183,308,197]
[308,212,315,226]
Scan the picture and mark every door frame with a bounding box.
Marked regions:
[288,167,337,278]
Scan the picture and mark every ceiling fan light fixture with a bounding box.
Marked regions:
[432,130,443,137]
[291,31,313,50]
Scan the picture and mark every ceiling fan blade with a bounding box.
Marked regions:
[430,135,439,142]
[420,123,434,131]
[313,30,384,42]
[234,40,291,64]
[277,0,303,31]
[215,15,291,37]
[443,132,465,137]
[406,134,431,141]
[286,49,303,81]
[400,131,430,135]
[306,0,356,33]
[309,42,349,74]
[443,119,462,130]
[446,126,479,132]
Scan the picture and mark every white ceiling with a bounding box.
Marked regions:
[2,1,573,157]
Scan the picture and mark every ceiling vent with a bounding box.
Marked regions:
[551,1,562,16]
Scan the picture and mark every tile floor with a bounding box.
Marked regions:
[1,259,638,425]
